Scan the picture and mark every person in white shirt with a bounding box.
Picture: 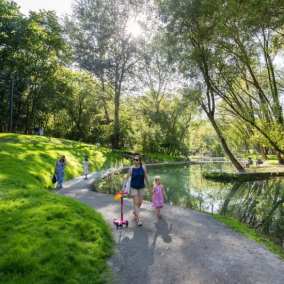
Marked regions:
[82,157,90,179]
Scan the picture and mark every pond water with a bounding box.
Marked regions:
[93,164,284,246]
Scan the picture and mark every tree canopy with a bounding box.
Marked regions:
[1,0,284,165]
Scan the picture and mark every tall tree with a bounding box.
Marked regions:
[157,0,245,171]
[0,1,69,133]
[65,0,145,148]
[208,0,284,163]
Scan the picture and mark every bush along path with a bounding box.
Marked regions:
[57,170,284,284]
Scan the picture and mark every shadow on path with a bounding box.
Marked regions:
[154,218,173,243]
[114,226,157,283]
[57,169,284,284]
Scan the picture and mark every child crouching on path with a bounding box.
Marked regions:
[152,176,167,219]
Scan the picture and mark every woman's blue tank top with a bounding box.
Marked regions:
[131,165,145,189]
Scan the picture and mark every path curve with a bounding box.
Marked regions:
[55,168,284,284]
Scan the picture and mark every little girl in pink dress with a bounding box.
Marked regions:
[152,176,168,218]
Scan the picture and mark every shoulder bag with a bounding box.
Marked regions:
[125,167,132,195]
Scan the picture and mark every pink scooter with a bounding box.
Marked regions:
[113,190,129,228]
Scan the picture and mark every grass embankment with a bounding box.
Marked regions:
[210,214,284,261]
[0,133,132,283]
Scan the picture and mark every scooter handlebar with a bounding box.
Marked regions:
[116,191,129,195]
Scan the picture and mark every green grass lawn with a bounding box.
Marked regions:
[0,133,134,283]
[0,134,132,190]
[247,166,284,172]
[0,133,184,283]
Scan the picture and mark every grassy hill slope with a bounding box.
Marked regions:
[0,134,130,283]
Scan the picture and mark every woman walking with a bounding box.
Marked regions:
[122,154,152,226]
[54,155,67,189]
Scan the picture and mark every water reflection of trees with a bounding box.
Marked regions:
[221,180,284,246]
[150,164,233,210]
[157,165,284,246]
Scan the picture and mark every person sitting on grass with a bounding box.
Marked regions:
[246,157,253,168]
[256,157,262,167]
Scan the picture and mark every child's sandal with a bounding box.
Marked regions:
[137,219,142,226]
[158,214,162,219]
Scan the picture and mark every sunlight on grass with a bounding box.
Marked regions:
[0,134,131,189]
[0,133,184,283]
[0,173,7,181]
[248,166,284,172]
[0,134,122,283]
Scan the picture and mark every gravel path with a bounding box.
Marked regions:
[55,170,284,284]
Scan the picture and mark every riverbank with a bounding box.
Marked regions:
[57,172,284,284]
[203,164,284,181]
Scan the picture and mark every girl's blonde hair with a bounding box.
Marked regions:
[153,175,162,185]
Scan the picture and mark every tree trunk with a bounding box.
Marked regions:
[113,90,120,149]
[208,113,245,172]
[259,145,268,160]
[100,79,110,124]
[276,152,284,165]
[25,95,30,135]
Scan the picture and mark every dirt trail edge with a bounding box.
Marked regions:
[56,168,284,284]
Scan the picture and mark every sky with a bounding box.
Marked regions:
[13,0,73,16]
[12,0,284,68]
